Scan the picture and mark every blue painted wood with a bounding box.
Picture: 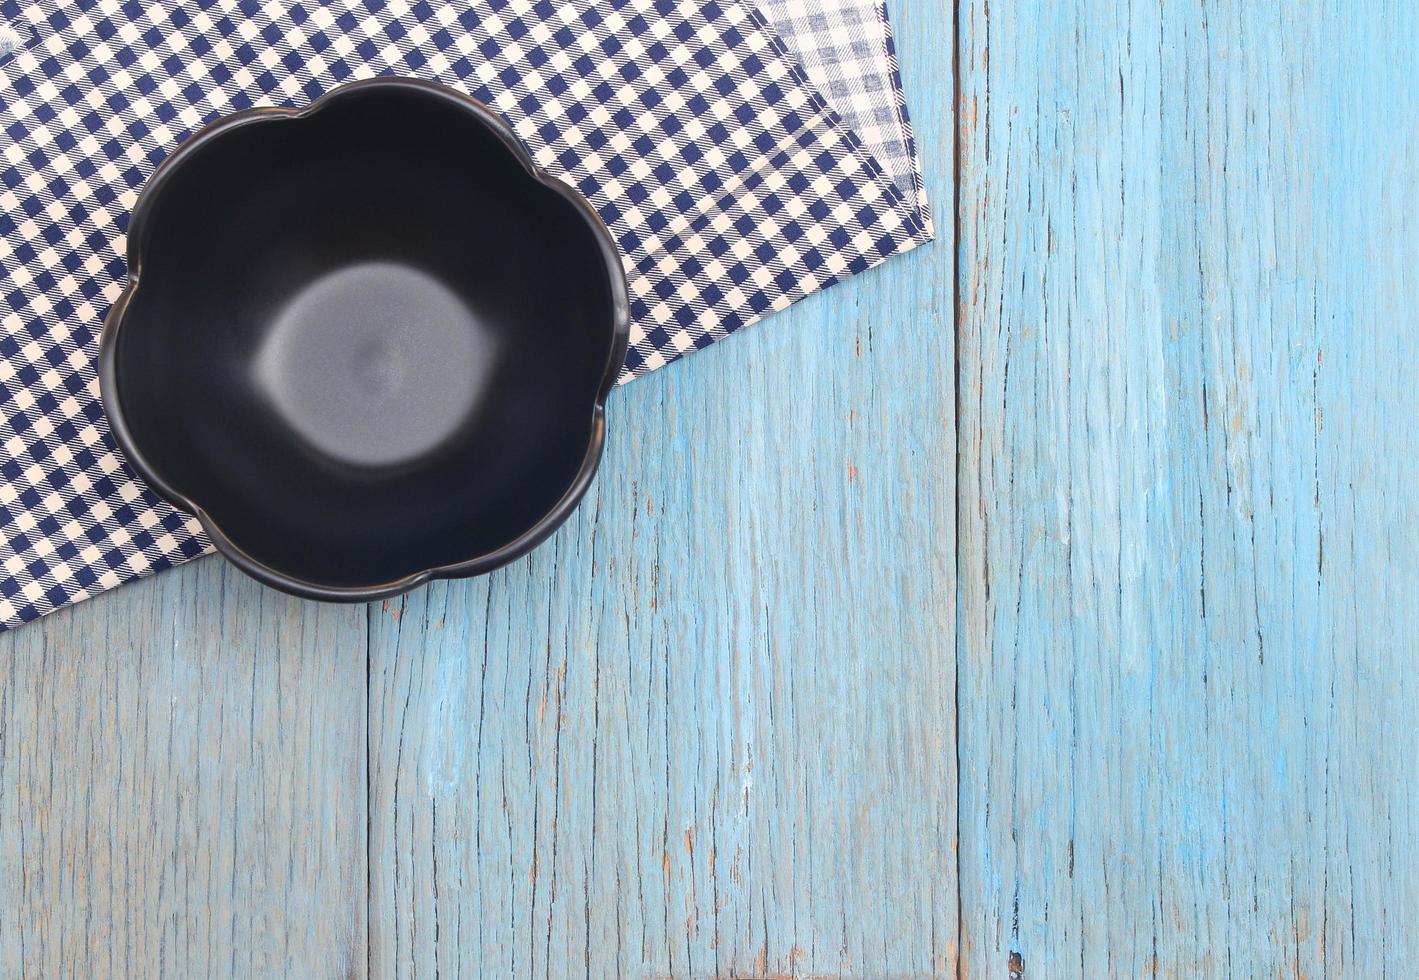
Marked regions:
[364,1,954,973]
[957,0,1419,975]
[0,0,955,968]
[0,558,368,975]
[368,57,952,980]
[12,0,1418,975]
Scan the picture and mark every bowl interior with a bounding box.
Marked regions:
[112,86,620,589]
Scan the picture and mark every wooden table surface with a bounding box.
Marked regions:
[3,0,1416,976]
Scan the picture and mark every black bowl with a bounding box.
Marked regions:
[99,78,629,600]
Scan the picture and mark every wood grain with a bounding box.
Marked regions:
[365,252,955,968]
[365,0,955,971]
[0,0,954,973]
[0,558,368,978]
[956,0,1419,975]
[12,0,1418,975]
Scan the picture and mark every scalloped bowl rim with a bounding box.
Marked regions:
[98,77,631,601]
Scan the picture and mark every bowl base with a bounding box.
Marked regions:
[254,260,495,469]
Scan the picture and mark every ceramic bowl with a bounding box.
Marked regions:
[100,78,629,600]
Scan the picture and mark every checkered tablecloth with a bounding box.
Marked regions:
[0,0,931,629]
[762,0,928,230]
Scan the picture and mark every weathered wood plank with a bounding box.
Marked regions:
[0,558,368,979]
[367,276,954,980]
[366,0,954,970]
[957,0,1419,975]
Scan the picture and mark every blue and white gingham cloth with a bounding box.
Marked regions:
[763,0,929,230]
[0,0,931,629]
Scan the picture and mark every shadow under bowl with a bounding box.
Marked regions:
[100,78,629,600]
